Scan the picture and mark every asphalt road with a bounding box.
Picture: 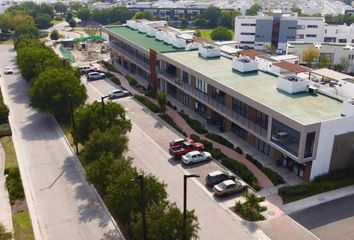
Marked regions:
[83,75,271,240]
[290,194,354,240]
[0,45,123,239]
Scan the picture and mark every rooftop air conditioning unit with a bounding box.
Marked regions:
[308,85,318,95]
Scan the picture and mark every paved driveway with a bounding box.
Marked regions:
[0,45,123,240]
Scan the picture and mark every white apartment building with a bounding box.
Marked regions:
[323,0,354,15]
[235,12,325,51]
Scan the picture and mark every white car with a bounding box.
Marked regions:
[79,66,97,74]
[4,67,13,74]
[108,89,130,99]
[181,151,212,165]
[87,72,105,81]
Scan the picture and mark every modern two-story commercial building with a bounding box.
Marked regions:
[103,20,354,182]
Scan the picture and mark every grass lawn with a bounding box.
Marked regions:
[0,41,13,45]
[56,118,83,153]
[12,209,35,240]
[1,136,17,169]
[183,28,234,41]
[51,20,63,25]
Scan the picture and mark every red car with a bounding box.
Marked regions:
[169,141,204,159]
[169,138,194,148]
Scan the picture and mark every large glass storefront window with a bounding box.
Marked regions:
[254,137,273,157]
[231,123,248,141]
[271,119,300,156]
[304,132,316,158]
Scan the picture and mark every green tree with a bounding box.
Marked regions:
[302,46,320,66]
[11,14,35,31]
[157,93,167,113]
[50,29,59,40]
[69,2,82,12]
[14,24,39,42]
[318,55,332,68]
[105,171,167,226]
[85,153,132,194]
[133,11,154,21]
[0,13,12,32]
[291,4,302,15]
[72,101,131,144]
[131,202,199,240]
[234,191,266,221]
[210,26,233,41]
[16,46,59,81]
[265,43,277,54]
[78,7,91,23]
[66,12,73,22]
[39,3,54,20]
[220,10,240,29]
[200,6,221,27]
[335,57,351,72]
[180,18,188,29]
[246,3,261,16]
[29,68,87,117]
[53,2,67,15]
[35,13,52,29]
[80,126,129,165]
[69,18,76,29]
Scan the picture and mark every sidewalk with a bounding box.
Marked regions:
[0,142,13,234]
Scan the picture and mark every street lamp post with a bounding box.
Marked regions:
[183,174,200,240]
[101,95,109,115]
[136,174,147,240]
[67,94,79,154]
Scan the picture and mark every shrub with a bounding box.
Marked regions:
[209,148,225,160]
[0,123,12,137]
[179,111,208,134]
[234,191,266,221]
[134,94,161,113]
[205,133,233,148]
[219,157,260,191]
[235,146,243,155]
[199,139,213,152]
[105,72,121,86]
[245,154,284,186]
[5,168,25,204]
[126,75,137,86]
[279,168,354,203]
[166,101,177,110]
[190,134,200,142]
[159,114,187,137]
[97,60,120,73]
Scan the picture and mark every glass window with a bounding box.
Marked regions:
[182,71,189,84]
[256,110,268,130]
[304,132,316,158]
[271,119,300,156]
[231,123,248,141]
[196,79,207,93]
[232,98,248,117]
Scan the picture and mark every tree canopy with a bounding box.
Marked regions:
[50,29,59,40]
[29,68,87,117]
[35,13,52,29]
[211,26,233,41]
[220,10,240,29]
[302,46,320,66]
[246,3,261,16]
[72,101,132,144]
[14,24,39,42]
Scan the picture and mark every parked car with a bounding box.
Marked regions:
[79,66,97,74]
[87,72,105,81]
[169,141,204,159]
[4,67,13,74]
[213,180,247,196]
[108,89,130,99]
[181,151,212,165]
[169,138,194,148]
[205,170,236,187]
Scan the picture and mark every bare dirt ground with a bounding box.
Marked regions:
[68,41,110,66]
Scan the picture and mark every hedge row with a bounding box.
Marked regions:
[126,75,137,86]
[179,111,208,134]
[220,157,260,191]
[97,60,120,73]
[134,94,162,113]
[245,154,285,186]
[0,93,9,124]
[159,114,187,137]
[5,168,24,205]
[105,72,121,86]
[279,168,354,203]
[205,133,234,148]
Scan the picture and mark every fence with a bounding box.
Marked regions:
[59,44,75,63]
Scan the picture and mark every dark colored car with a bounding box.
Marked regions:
[205,170,236,187]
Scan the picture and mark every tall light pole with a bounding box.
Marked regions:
[183,174,199,240]
[135,174,147,240]
[67,94,79,154]
[101,95,109,115]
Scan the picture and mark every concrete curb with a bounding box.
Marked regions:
[51,116,126,240]
[283,185,354,214]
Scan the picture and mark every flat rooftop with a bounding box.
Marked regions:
[163,51,343,125]
[106,25,184,53]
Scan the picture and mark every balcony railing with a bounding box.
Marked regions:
[159,71,268,139]
[108,42,150,70]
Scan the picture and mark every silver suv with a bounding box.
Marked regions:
[87,72,105,81]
